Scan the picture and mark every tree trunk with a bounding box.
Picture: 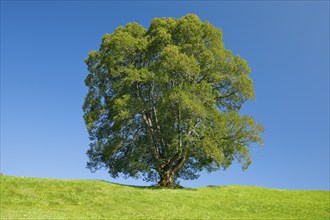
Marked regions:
[158,170,176,188]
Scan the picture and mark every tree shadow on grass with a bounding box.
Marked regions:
[98,180,197,191]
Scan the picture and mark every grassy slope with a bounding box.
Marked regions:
[1,175,329,219]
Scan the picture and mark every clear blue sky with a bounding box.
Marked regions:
[1,1,329,190]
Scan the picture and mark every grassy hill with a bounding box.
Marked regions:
[1,175,329,219]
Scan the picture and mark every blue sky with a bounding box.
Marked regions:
[1,1,329,190]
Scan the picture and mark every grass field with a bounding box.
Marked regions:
[1,175,329,219]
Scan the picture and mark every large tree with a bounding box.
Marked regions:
[83,14,263,187]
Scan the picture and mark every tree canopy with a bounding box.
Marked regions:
[83,14,264,187]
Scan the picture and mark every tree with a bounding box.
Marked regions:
[83,14,264,188]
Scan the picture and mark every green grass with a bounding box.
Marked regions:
[1,175,329,219]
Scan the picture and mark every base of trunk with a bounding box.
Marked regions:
[158,171,176,188]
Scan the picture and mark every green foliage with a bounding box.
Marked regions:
[1,176,329,219]
[83,14,264,186]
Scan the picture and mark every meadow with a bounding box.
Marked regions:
[1,175,329,219]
